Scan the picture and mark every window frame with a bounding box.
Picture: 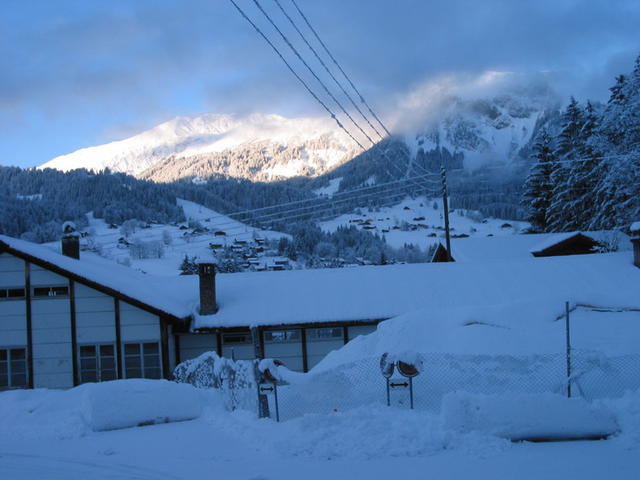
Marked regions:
[0,346,28,390]
[0,287,26,301]
[305,327,344,341]
[32,284,70,299]
[122,341,162,379]
[78,343,117,384]
[263,329,301,344]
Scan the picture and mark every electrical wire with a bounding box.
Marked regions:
[289,0,391,136]
[272,0,384,140]
[228,0,366,150]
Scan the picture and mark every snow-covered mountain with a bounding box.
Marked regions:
[40,75,558,182]
[396,75,558,170]
[40,113,356,180]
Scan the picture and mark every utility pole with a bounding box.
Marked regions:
[440,166,452,261]
[251,326,270,418]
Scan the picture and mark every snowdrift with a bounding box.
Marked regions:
[0,379,208,438]
[83,379,203,431]
[442,392,618,441]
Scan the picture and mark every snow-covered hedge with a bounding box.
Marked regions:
[0,379,206,437]
[173,351,257,411]
[83,379,202,431]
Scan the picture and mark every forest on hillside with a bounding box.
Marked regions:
[1,54,638,244]
[522,53,640,232]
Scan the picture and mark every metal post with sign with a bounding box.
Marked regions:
[397,361,419,409]
[379,353,394,407]
[380,354,420,409]
[259,382,280,422]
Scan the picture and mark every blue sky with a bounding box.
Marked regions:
[1,0,638,168]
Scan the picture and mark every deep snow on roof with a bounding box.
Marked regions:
[2,234,638,330]
[0,235,191,319]
[189,250,640,329]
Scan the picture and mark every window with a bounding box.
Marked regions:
[33,286,69,298]
[222,333,250,344]
[79,344,116,383]
[124,342,161,379]
[306,328,343,340]
[0,348,27,389]
[264,330,300,343]
[0,288,26,300]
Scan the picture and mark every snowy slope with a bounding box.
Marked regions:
[320,195,529,250]
[40,113,354,178]
[40,199,288,276]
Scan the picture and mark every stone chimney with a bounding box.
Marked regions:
[61,221,80,260]
[198,263,217,315]
[631,222,640,268]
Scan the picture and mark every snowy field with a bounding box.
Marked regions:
[42,196,528,276]
[1,379,640,480]
[320,196,528,250]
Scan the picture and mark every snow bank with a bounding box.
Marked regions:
[315,301,640,372]
[0,380,210,438]
[204,405,509,460]
[442,392,618,441]
[82,379,203,431]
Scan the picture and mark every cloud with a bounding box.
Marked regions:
[0,0,639,167]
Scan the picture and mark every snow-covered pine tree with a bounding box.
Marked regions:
[590,54,640,229]
[547,97,585,231]
[522,129,556,232]
[561,101,602,229]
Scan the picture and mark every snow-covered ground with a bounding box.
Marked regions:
[320,196,528,250]
[2,379,640,480]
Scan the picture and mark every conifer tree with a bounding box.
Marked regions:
[522,129,556,232]
[547,97,585,231]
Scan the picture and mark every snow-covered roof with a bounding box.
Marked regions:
[0,235,191,320]
[186,251,639,329]
[631,222,640,234]
[449,231,630,263]
[2,234,638,331]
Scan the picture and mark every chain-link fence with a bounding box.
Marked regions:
[260,350,640,422]
[175,309,640,422]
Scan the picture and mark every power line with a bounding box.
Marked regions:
[289,0,391,136]
[203,171,440,226]
[272,0,384,140]
[251,0,377,147]
[229,0,433,193]
[180,182,442,243]
[228,0,366,150]
[190,173,442,232]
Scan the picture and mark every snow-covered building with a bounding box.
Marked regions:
[1,229,639,390]
[432,231,629,263]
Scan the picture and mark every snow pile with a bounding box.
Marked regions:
[0,387,90,439]
[603,390,640,448]
[0,380,210,438]
[442,392,618,441]
[205,405,509,461]
[83,379,203,431]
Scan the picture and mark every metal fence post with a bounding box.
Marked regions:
[565,301,572,398]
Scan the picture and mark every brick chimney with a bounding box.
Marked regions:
[198,263,217,315]
[61,221,80,260]
[631,222,640,268]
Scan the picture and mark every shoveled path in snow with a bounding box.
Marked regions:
[0,411,637,480]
